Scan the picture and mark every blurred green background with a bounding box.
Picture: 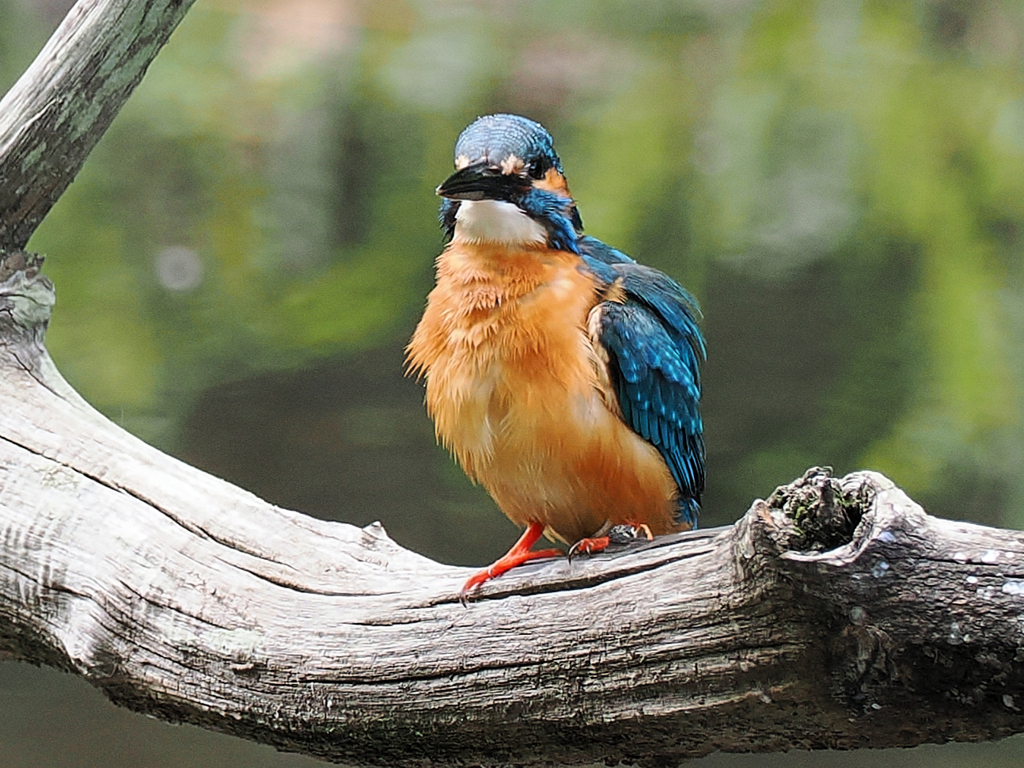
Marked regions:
[3,0,1024,765]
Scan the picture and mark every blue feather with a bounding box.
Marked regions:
[516,188,581,254]
[582,242,705,523]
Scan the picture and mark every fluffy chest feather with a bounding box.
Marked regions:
[408,242,603,459]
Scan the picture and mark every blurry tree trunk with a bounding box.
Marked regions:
[3,1,1024,767]
[0,0,197,250]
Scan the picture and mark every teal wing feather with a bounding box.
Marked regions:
[582,238,705,526]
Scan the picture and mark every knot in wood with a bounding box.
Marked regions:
[766,466,874,553]
[0,251,53,350]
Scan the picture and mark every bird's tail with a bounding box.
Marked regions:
[675,496,700,530]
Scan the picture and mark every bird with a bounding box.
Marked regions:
[406,114,705,598]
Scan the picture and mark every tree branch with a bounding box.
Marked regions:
[0,0,196,250]
[1,254,1024,766]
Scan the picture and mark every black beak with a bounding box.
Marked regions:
[436,162,526,201]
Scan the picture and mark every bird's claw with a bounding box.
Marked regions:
[567,536,609,561]
[569,524,654,562]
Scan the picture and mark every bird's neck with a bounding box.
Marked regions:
[435,241,579,312]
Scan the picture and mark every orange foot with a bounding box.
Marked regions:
[460,521,561,601]
[567,535,610,560]
[568,523,653,561]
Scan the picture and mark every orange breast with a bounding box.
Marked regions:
[407,242,680,544]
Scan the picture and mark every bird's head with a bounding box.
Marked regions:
[437,114,583,252]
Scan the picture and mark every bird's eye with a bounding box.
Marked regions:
[528,160,549,180]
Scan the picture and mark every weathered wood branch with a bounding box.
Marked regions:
[2,255,1024,766]
[0,0,196,250]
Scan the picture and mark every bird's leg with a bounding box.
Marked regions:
[567,523,653,561]
[460,521,562,599]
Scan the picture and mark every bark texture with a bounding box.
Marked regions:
[3,254,1024,766]
[0,0,197,250]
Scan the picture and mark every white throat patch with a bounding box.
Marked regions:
[453,200,547,246]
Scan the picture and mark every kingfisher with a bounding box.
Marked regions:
[407,114,704,598]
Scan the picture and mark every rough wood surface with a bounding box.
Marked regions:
[2,256,1024,766]
[0,0,196,250]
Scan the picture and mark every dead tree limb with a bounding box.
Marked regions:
[2,252,1024,766]
[3,1,1024,766]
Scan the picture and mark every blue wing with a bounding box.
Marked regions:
[581,240,705,527]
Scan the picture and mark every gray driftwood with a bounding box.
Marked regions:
[3,253,1024,765]
[3,0,1024,765]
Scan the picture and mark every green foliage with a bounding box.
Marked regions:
[0,0,43,91]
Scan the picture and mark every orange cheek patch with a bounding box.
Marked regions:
[534,168,572,198]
